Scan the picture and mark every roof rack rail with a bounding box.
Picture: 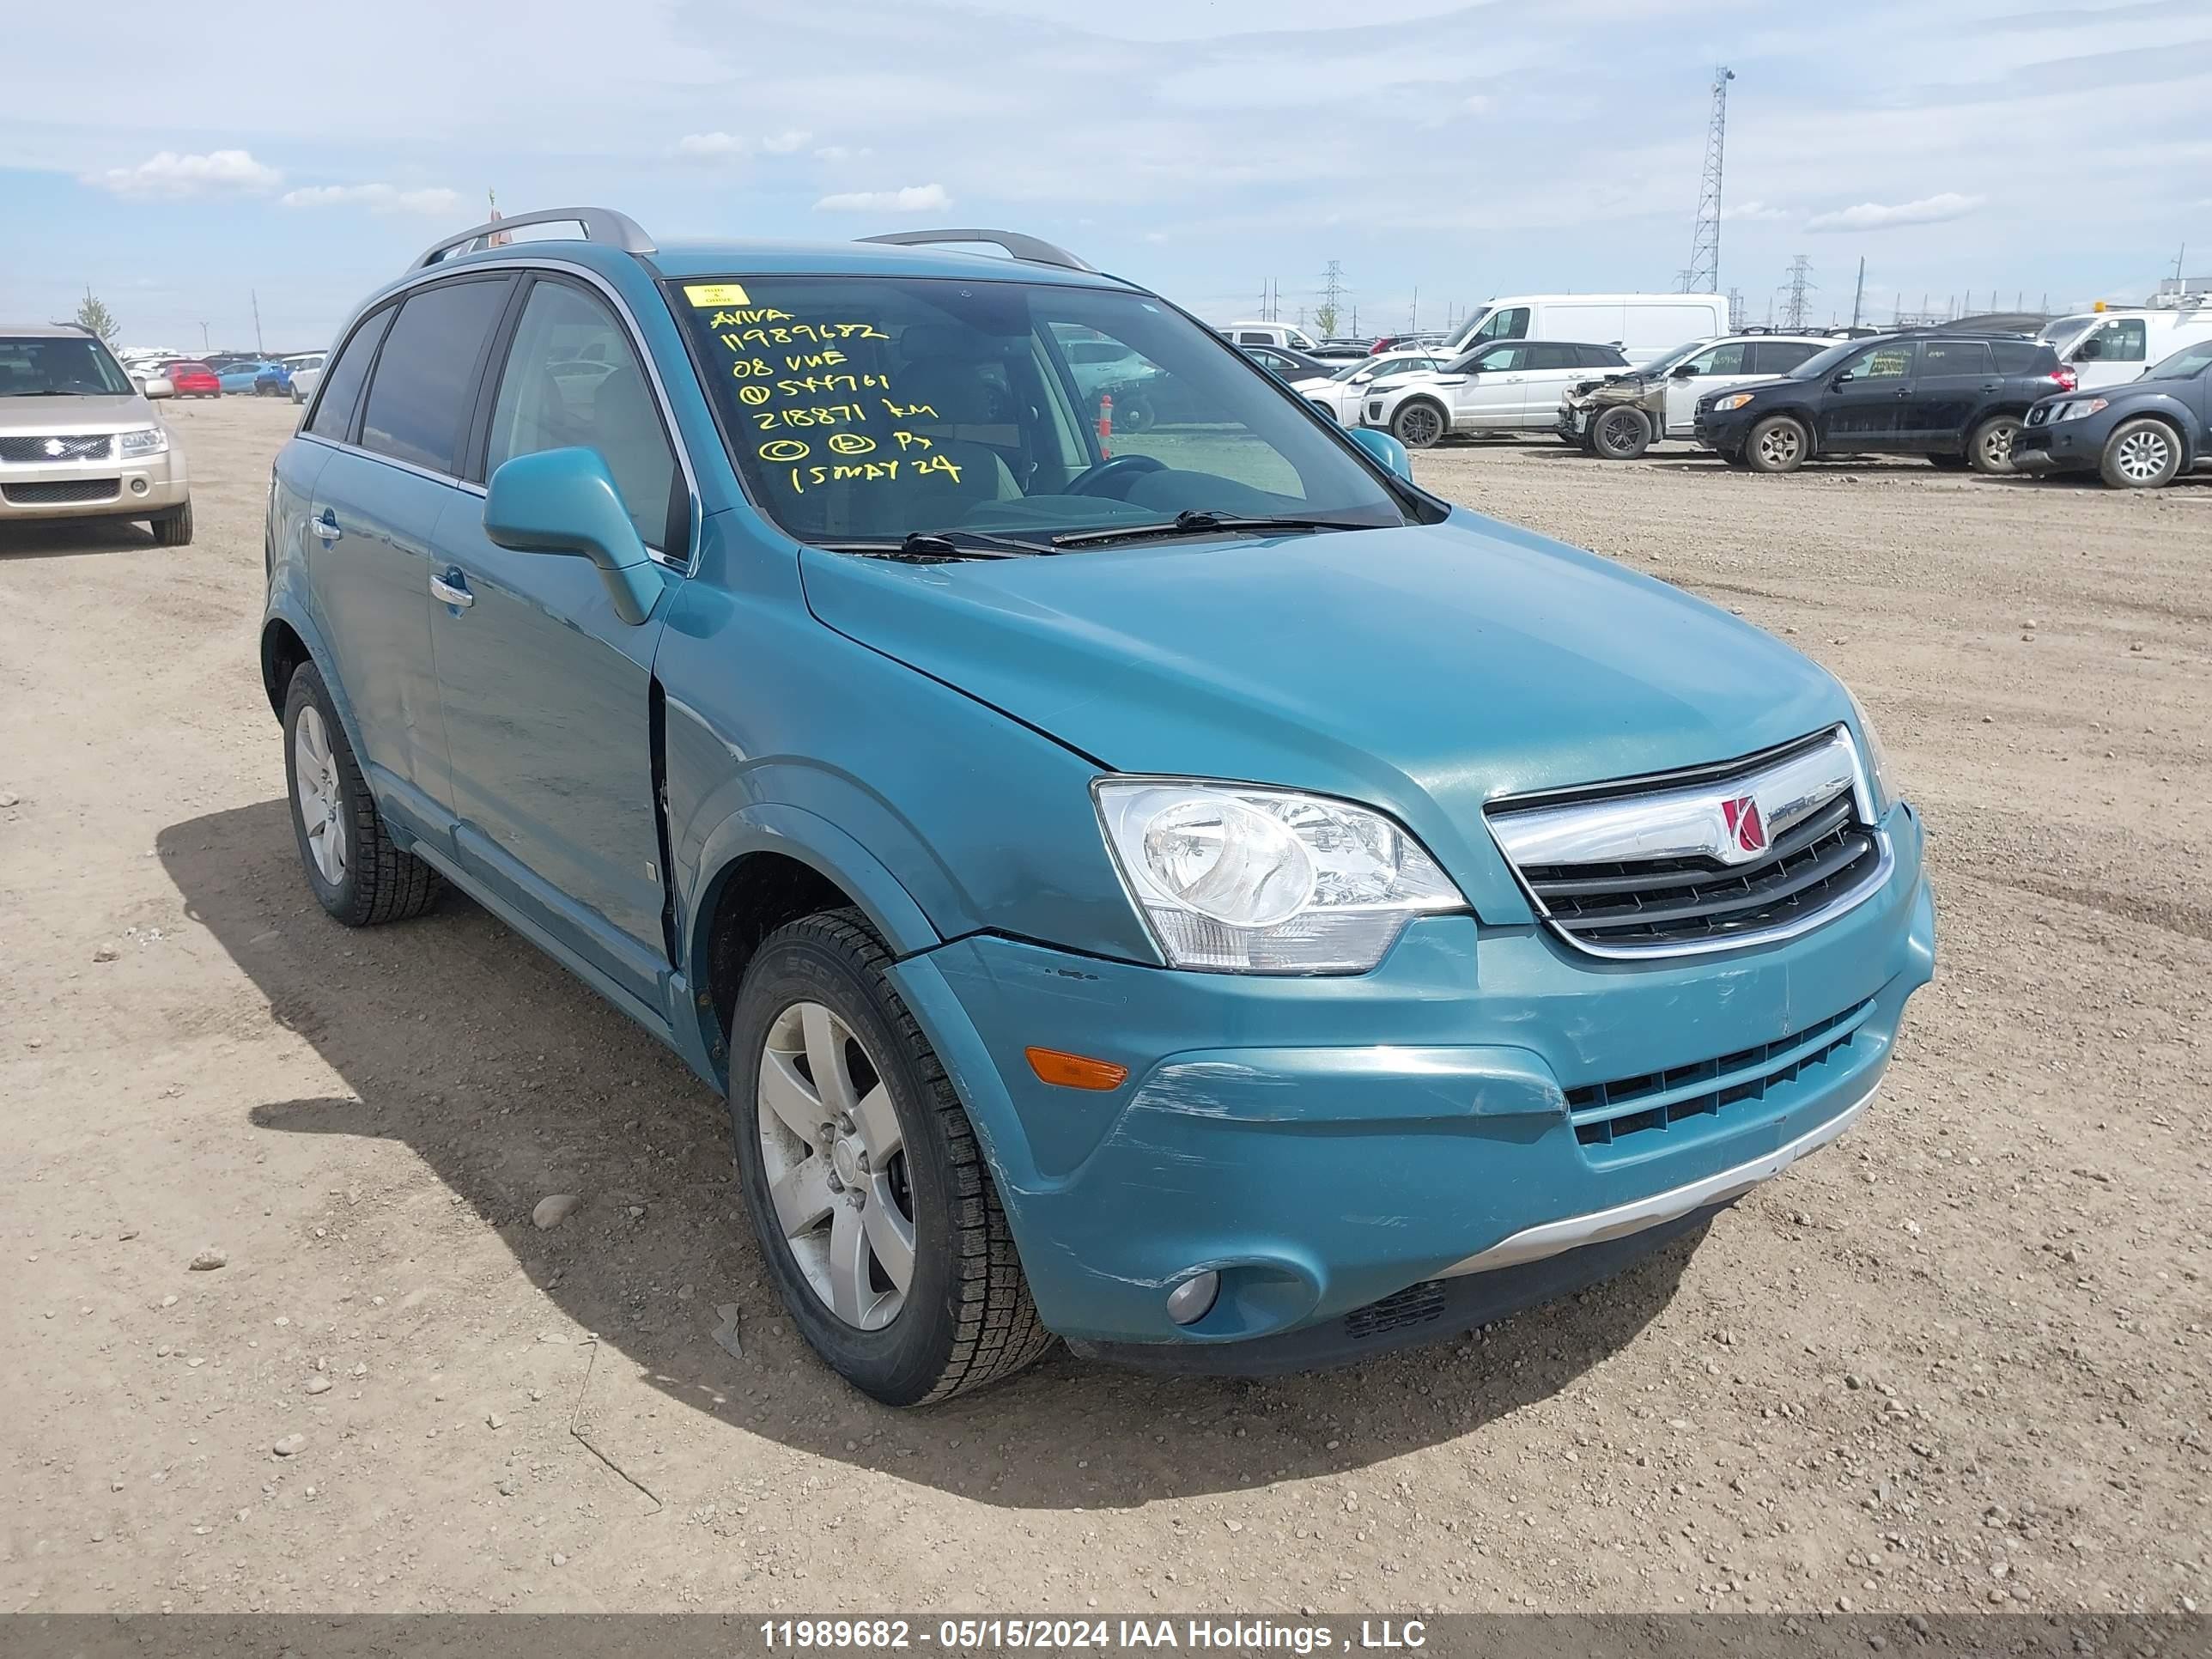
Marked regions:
[411,206,655,272]
[859,228,1095,274]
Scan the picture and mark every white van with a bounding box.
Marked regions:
[1217,319,1322,352]
[1437,293,1731,366]
[2037,307,2212,392]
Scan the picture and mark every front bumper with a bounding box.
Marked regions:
[889,805,1935,1357]
[2008,418,2100,471]
[1693,409,1757,451]
[0,442,189,521]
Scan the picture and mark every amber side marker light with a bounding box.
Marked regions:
[1024,1047,1128,1091]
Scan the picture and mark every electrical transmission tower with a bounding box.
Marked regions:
[1681,65,1735,294]
[1782,255,1814,330]
[1319,259,1347,337]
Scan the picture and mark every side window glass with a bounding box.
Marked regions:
[2109,320,2147,362]
[1754,341,1818,374]
[1697,342,1749,375]
[1922,339,1992,376]
[358,279,512,473]
[1474,307,1530,343]
[487,280,680,551]
[1522,343,1574,371]
[1850,343,1916,381]
[307,306,394,440]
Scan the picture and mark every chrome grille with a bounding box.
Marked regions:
[1487,726,1889,958]
[0,434,114,464]
[1566,997,1874,1149]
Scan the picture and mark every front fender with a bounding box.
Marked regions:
[259,585,373,775]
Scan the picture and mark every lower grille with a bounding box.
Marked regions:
[1568,997,1874,1148]
[3,477,122,505]
[0,434,113,464]
[1344,1280,1446,1341]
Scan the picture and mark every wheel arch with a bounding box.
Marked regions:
[2109,405,2197,465]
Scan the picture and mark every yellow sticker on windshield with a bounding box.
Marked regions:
[684,282,751,307]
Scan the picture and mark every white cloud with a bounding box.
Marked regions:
[814,183,952,214]
[813,144,874,161]
[1723,199,1790,222]
[280,183,463,216]
[761,128,812,154]
[676,131,747,158]
[1462,94,1494,115]
[1805,191,1985,233]
[85,149,281,198]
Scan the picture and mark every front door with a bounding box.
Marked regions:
[1816,340,1917,451]
[1666,339,1753,435]
[1452,343,1533,430]
[429,273,689,1017]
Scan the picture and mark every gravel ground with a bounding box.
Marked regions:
[2,399,2206,1619]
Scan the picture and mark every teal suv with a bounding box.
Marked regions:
[262,208,1936,1404]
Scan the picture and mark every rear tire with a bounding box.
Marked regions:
[1966,415,2022,476]
[2100,417,2181,489]
[728,910,1054,1406]
[1390,399,1449,450]
[150,501,193,546]
[1744,415,1809,474]
[282,663,441,927]
[1589,405,1653,460]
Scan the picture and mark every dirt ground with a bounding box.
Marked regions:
[3,398,2206,1620]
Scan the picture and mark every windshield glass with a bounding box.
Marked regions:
[1786,339,1866,380]
[671,276,1407,547]
[2144,341,2212,380]
[1638,340,1708,378]
[2039,314,2095,349]
[0,335,134,397]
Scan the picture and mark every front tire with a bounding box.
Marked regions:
[1744,415,1809,474]
[2100,417,2181,489]
[1390,399,1448,450]
[1589,405,1653,460]
[729,910,1054,1406]
[1966,414,2022,475]
[151,501,193,546]
[282,663,441,927]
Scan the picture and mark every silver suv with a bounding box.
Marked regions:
[0,324,192,544]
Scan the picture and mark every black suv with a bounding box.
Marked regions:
[1692,331,2071,475]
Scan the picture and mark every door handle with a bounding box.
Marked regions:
[1894,389,1913,398]
[430,571,474,610]
[1979,381,2002,391]
[310,511,341,541]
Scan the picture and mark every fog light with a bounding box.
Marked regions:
[1166,1270,1218,1326]
[129,477,149,495]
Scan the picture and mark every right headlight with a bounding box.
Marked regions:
[2054,398,2108,422]
[1712,392,1759,412]
[1094,780,1464,974]
[1843,690,1899,815]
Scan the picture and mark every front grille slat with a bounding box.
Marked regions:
[0,434,114,465]
[2,477,122,505]
[1567,997,1875,1149]
[1487,726,1889,957]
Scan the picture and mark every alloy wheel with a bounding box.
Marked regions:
[292,704,348,886]
[1397,405,1441,447]
[756,1000,916,1330]
[1980,422,2017,468]
[1757,424,1802,467]
[2114,428,2172,483]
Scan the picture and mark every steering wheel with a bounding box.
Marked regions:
[1065,454,1167,498]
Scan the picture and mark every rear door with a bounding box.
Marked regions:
[1904,338,1995,450]
[1816,339,1917,451]
[1514,342,1588,428]
[428,271,689,1015]
[301,277,514,836]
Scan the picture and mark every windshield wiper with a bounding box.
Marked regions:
[819,528,1049,562]
[1050,509,1375,550]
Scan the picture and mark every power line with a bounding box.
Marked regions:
[1682,65,1734,295]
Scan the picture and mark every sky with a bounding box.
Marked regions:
[5,0,2209,354]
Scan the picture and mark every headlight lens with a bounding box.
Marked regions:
[1095,781,1463,974]
[118,426,168,458]
[1713,392,1758,412]
[1844,690,1899,814]
[2055,398,2108,422]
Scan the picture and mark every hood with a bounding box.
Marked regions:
[799,514,1850,911]
[1699,375,1796,406]
[0,392,154,434]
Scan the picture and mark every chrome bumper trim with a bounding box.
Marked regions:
[1438,1079,1879,1278]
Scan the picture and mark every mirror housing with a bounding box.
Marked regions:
[483,447,662,626]
[1671,364,1698,380]
[1831,370,1856,388]
[1347,424,1415,482]
[142,376,174,400]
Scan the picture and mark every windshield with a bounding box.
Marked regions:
[1334,353,1434,382]
[1785,339,1866,380]
[2145,341,2212,380]
[1638,340,1709,378]
[671,275,1407,548]
[0,335,134,397]
[2039,314,2095,349]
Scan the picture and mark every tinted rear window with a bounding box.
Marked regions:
[1922,339,1993,376]
[358,278,513,472]
[1752,340,1820,374]
[1990,339,2056,375]
[307,307,394,441]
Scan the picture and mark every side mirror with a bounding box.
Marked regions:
[142,376,174,400]
[1831,371,1856,388]
[1671,364,1698,379]
[483,447,662,626]
[1347,424,1415,482]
